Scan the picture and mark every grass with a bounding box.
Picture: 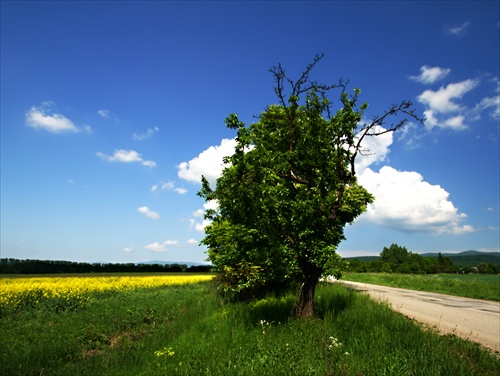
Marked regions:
[1,276,499,375]
[341,273,500,302]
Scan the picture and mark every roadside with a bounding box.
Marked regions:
[341,280,500,353]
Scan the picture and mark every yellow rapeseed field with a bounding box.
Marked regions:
[0,274,213,310]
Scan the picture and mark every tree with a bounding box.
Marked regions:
[437,252,453,273]
[199,54,422,317]
[380,243,411,272]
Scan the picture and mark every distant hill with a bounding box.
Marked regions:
[420,251,500,267]
[344,250,500,267]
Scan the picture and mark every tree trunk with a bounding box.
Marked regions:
[293,274,319,318]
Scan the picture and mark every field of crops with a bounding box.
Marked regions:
[0,274,213,313]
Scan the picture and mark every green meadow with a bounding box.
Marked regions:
[1,277,498,375]
[341,273,500,302]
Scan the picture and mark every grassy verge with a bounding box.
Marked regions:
[341,273,500,301]
[1,279,499,375]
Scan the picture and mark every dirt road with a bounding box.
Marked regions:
[341,281,500,353]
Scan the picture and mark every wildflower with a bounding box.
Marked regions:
[327,336,342,350]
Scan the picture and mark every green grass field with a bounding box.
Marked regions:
[1,275,498,375]
[341,273,500,302]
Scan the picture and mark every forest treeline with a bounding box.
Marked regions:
[0,258,212,274]
[2,245,498,275]
[346,244,499,274]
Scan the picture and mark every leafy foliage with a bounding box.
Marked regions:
[347,245,499,274]
[199,55,422,315]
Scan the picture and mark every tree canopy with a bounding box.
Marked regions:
[199,54,422,317]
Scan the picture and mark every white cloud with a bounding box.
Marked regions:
[190,200,219,232]
[411,66,451,84]
[354,125,393,175]
[418,79,478,130]
[144,240,179,253]
[98,109,110,119]
[194,219,211,232]
[150,181,187,195]
[137,206,160,219]
[203,200,219,211]
[192,209,204,217]
[187,238,198,245]
[358,166,475,235]
[96,149,156,168]
[26,103,79,133]
[97,109,119,122]
[443,115,467,131]
[123,246,134,253]
[178,138,237,186]
[418,80,477,114]
[144,242,166,252]
[472,95,500,120]
[185,123,474,236]
[132,127,159,141]
[443,22,470,37]
[164,240,179,246]
[396,122,422,149]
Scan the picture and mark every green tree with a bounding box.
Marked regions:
[437,252,454,273]
[477,262,489,274]
[380,243,411,271]
[199,55,422,317]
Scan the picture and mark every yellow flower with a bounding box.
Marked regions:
[0,275,213,309]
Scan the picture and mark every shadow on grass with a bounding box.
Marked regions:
[235,283,357,325]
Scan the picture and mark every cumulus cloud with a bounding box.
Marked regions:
[419,80,477,113]
[96,149,156,167]
[132,127,159,141]
[151,181,187,195]
[353,125,393,175]
[187,238,199,245]
[144,240,179,253]
[418,79,478,130]
[358,166,474,235]
[26,102,79,133]
[182,120,474,235]
[411,66,451,84]
[137,206,160,219]
[178,138,237,186]
[443,22,470,37]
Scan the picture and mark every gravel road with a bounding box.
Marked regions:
[341,281,500,353]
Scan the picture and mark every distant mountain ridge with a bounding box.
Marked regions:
[419,250,499,258]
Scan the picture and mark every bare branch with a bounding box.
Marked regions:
[348,100,424,176]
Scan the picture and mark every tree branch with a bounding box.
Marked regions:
[349,100,424,176]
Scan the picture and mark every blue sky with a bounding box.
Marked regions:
[1,1,499,264]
